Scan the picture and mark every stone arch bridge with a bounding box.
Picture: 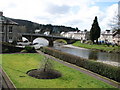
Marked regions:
[22,33,80,47]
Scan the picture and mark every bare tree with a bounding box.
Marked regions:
[40,57,53,72]
[111,15,120,32]
[110,1,120,32]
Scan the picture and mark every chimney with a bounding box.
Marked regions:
[0,11,3,16]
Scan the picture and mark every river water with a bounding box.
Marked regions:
[25,37,120,67]
[53,45,120,67]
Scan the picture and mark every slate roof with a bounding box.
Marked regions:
[0,15,18,25]
[113,30,120,37]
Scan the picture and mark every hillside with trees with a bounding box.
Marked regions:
[9,18,40,33]
[10,18,78,35]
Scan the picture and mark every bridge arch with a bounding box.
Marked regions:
[54,39,67,44]
[33,37,49,46]
[53,39,67,46]
[22,37,29,42]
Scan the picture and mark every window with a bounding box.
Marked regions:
[9,26,13,32]
[2,35,4,41]
[2,25,4,32]
[9,36,12,40]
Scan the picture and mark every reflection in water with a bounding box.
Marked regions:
[88,51,98,60]
[54,46,89,59]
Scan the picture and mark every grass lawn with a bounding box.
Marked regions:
[1,53,115,88]
[73,41,120,53]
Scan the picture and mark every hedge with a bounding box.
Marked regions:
[1,42,24,53]
[23,46,37,53]
[40,47,120,82]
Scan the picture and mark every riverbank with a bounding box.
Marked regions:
[72,41,120,53]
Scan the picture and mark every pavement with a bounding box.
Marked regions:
[0,67,16,90]
[37,50,120,88]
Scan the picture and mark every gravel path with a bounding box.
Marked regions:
[37,50,120,88]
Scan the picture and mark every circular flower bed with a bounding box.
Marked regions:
[27,69,62,79]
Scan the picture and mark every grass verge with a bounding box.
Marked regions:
[1,53,115,88]
[73,41,120,53]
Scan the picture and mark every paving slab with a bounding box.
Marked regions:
[0,67,16,90]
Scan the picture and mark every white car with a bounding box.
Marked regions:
[17,41,32,46]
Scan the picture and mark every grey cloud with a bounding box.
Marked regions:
[8,3,17,8]
[34,16,54,23]
[45,4,71,14]
[66,20,81,25]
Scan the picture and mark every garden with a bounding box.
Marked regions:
[1,53,115,88]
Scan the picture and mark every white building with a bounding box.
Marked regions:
[61,30,90,40]
[44,31,50,35]
[113,30,120,45]
[35,29,41,34]
[60,31,76,38]
[99,30,113,43]
[73,31,90,40]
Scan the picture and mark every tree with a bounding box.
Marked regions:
[90,16,101,43]
[40,57,53,72]
[75,27,79,31]
[111,15,120,32]
[110,1,120,32]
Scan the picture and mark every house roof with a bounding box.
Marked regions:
[114,34,120,38]
[113,30,120,37]
[0,16,18,25]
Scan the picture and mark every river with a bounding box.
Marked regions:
[53,44,120,67]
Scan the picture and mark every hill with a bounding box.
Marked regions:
[10,18,78,34]
[10,18,39,33]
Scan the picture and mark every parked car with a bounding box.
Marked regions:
[17,41,32,46]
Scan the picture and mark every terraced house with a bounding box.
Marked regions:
[0,12,22,43]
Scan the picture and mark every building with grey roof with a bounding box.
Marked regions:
[0,12,22,43]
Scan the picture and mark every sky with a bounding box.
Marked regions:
[0,0,119,31]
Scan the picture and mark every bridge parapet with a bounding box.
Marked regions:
[21,33,80,47]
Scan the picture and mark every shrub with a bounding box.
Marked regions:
[21,50,28,53]
[84,40,93,44]
[1,41,23,53]
[11,40,17,45]
[40,47,120,82]
[24,46,36,53]
[55,39,67,44]
[3,48,9,53]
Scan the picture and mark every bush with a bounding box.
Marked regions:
[24,46,36,53]
[20,50,28,53]
[2,48,9,53]
[1,41,23,53]
[55,39,67,44]
[11,40,17,45]
[84,40,93,44]
[40,47,120,82]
